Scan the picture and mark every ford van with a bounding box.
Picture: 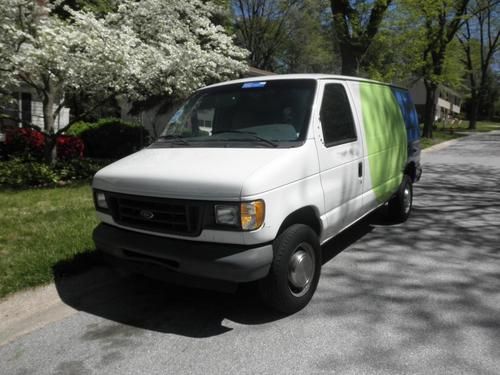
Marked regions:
[92,74,421,313]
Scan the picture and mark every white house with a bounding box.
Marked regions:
[409,79,462,122]
[0,85,70,134]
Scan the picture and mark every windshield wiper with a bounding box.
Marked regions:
[212,130,278,147]
[157,135,190,145]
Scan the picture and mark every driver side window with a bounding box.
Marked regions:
[320,84,357,147]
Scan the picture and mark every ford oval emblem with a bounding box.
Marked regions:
[139,210,155,220]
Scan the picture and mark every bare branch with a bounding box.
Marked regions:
[55,98,113,136]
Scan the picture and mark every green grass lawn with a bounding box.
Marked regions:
[421,120,500,149]
[442,120,500,133]
[0,184,98,298]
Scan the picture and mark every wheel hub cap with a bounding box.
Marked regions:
[288,248,314,290]
[403,186,411,214]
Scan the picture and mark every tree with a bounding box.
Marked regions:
[232,0,300,71]
[362,8,426,83]
[458,0,500,129]
[406,0,470,138]
[0,0,248,162]
[280,0,339,73]
[483,70,500,119]
[232,0,339,73]
[330,0,393,76]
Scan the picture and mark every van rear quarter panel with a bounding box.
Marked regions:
[358,82,407,204]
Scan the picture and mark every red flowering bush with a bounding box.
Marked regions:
[5,128,46,159]
[4,128,84,161]
[56,135,84,160]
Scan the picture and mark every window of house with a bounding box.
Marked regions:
[21,92,32,124]
[320,84,357,147]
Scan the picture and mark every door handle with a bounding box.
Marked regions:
[358,162,363,178]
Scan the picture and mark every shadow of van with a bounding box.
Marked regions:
[52,211,379,339]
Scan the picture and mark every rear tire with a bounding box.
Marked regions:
[259,224,321,314]
[388,175,413,223]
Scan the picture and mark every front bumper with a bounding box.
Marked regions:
[93,223,273,282]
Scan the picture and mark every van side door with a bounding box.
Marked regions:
[314,81,365,240]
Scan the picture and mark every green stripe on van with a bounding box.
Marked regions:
[360,83,407,203]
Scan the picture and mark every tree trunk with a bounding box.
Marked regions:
[43,135,57,164]
[422,80,437,138]
[42,85,57,164]
[468,95,479,130]
[330,0,391,77]
[340,44,359,76]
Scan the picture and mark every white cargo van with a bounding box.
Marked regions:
[93,74,421,313]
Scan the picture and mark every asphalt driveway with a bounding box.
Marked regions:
[1,131,499,375]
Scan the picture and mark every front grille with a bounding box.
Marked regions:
[108,193,204,236]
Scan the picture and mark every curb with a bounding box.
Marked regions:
[422,129,500,154]
[0,283,77,347]
[0,266,121,347]
[422,137,465,153]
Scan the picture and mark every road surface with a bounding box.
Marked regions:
[1,131,499,374]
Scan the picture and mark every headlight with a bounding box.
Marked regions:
[214,205,239,226]
[214,200,265,231]
[94,190,109,210]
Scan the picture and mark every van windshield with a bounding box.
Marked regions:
[154,79,316,148]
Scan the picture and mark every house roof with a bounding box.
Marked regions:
[438,85,462,99]
[409,78,463,99]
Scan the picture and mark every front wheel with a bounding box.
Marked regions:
[259,224,321,314]
[388,175,413,223]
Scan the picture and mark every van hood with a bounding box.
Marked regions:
[93,142,318,200]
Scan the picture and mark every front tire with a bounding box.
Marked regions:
[259,224,321,314]
[388,175,413,223]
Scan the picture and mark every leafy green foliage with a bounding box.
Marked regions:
[419,0,469,138]
[441,39,466,90]
[65,121,94,137]
[53,159,111,182]
[362,1,466,87]
[457,0,499,128]
[279,0,339,73]
[0,159,58,187]
[0,158,110,188]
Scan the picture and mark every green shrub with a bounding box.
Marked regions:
[75,118,148,159]
[65,121,93,137]
[0,158,111,188]
[53,159,110,181]
[0,159,58,187]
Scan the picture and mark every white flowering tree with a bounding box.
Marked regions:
[0,0,248,161]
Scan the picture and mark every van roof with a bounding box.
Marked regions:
[203,73,407,91]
